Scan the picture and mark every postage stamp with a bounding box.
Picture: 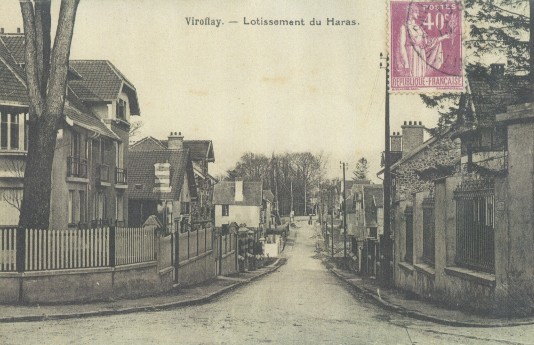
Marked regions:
[389,0,464,93]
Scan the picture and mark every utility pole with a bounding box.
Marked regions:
[380,52,392,286]
[340,162,348,259]
[290,180,294,215]
[330,188,334,258]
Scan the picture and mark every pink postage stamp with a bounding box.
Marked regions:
[389,1,464,93]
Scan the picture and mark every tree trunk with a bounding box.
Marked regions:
[18,116,59,229]
[18,0,80,229]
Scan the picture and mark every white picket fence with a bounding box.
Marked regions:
[0,228,17,272]
[0,226,156,272]
[114,226,155,266]
[25,228,110,271]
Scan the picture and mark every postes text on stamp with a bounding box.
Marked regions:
[389,0,463,93]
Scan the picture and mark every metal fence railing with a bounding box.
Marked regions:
[454,179,495,273]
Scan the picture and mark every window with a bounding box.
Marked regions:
[116,194,124,222]
[79,191,86,223]
[181,201,190,215]
[0,112,21,150]
[100,139,105,164]
[222,204,229,217]
[71,131,80,157]
[116,99,126,120]
[404,206,413,264]
[10,114,18,149]
[95,192,106,220]
[115,142,123,168]
[68,190,75,224]
[1,112,8,149]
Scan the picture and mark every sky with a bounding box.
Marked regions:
[0,0,439,181]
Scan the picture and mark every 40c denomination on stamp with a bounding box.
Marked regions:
[389,0,464,93]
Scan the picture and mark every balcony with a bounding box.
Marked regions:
[115,167,127,184]
[67,156,87,178]
[96,164,110,186]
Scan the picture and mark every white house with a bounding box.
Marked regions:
[213,180,263,228]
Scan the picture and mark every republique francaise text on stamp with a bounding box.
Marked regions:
[389,0,464,93]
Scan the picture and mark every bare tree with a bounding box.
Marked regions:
[129,120,144,143]
[18,0,80,229]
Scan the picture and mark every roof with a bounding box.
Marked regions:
[263,190,274,203]
[213,181,263,206]
[0,34,122,141]
[131,136,215,162]
[64,102,119,140]
[128,149,197,200]
[467,68,532,126]
[69,60,140,115]
[0,37,27,105]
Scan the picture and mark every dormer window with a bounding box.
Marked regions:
[116,99,126,120]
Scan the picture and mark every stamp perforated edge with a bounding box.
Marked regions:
[386,0,467,95]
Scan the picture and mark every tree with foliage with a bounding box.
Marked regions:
[352,157,369,180]
[18,0,80,229]
[421,0,532,132]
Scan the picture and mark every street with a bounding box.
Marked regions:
[1,220,534,345]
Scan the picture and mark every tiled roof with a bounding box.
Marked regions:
[468,71,532,126]
[0,38,27,104]
[69,60,140,115]
[185,140,214,162]
[213,181,263,206]
[64,102,119,140]
[128,149,196,200]
[0,34,25,65]
[132,137,215,162]
[130,136,167,151]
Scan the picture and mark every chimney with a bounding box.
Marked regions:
[235,178,244,202]
[153,162,172,193]
[490,63,505,77]
[401,120,424,155]
[390,131,402,152]
[167,131,183,150]
[16,28,21,34]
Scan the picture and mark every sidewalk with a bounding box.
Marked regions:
[0,258,286,323]
[329,264,534,328]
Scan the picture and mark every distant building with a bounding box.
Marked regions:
[128,134,197,232]
[213,179,264,229]
[131,134,216,221]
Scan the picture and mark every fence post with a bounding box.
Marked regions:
[109,226,116,267]
[16,227,25,273]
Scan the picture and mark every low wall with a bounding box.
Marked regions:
[177,251,216,286]
[220,250,237,276]
[0,261,170,304]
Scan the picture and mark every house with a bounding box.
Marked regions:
[343,181,383,275]
[262,189,274,227]
[127,133,197,232]
[212,179,264,229]
[130,134,216,221]
[384,64,534,316]
[0,31,140,228]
